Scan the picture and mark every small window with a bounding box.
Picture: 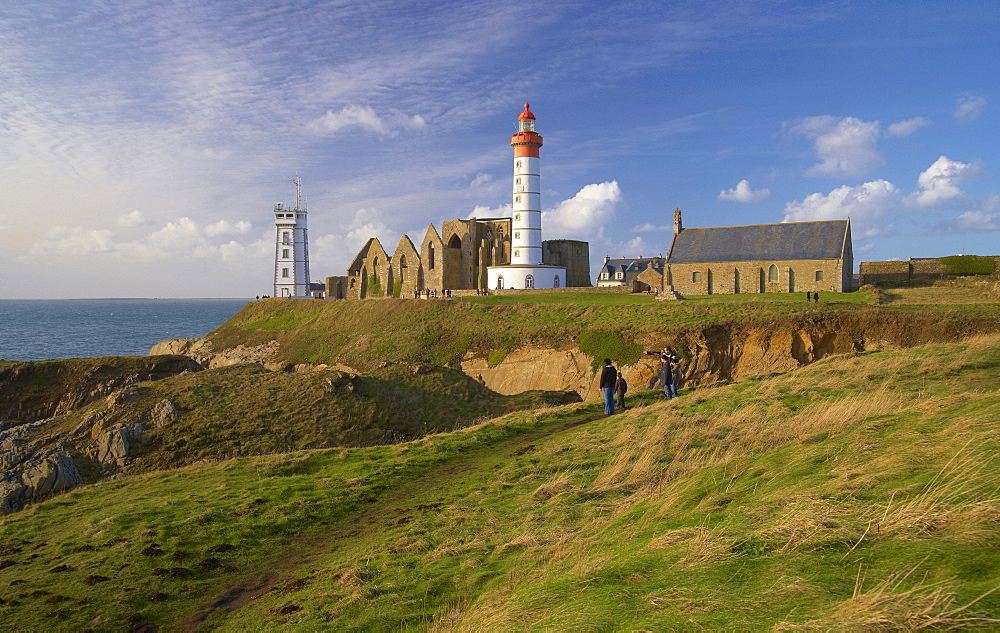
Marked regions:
[282,232,290,245]
[600,272,608,280]
[768,264,778,282]
[692,271,702,283]
[525,274,534,289]
[815,270,824,282]
[515,195,521,203]
[515,213,521,221]
[516,177,521,185]
[615,271,623,279]
[282,249,289,258]
[281,268,289,278]
[553,275,560,288]
[514,231,520,239]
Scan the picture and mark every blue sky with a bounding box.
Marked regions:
[1,0,997,298]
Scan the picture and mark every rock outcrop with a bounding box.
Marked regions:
[1,420,83,513]
[462,313,993,398]
[0,355,202,426]
[150,338,282,370]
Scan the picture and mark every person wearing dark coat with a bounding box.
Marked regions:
[614,371,628,410]
[660,355,674,399]
[668,358,681,398]
[813,291,820,303]
[599,358,618,415]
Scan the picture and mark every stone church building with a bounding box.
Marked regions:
[648,210,853,295]
[342,217,591,299]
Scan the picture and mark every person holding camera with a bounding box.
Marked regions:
[646,346,679,399]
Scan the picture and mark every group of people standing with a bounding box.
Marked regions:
[598,346,683,416]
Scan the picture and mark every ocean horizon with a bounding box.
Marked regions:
[0,298,251,362]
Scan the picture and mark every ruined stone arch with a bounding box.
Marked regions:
[448,234,462,249]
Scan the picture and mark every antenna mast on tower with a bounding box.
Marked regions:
[291,174,304,212]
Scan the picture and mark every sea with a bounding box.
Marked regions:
[0,299,251,362]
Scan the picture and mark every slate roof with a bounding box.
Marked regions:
[667,220,850,264]
[599,256,665,276]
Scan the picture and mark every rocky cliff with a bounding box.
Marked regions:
[0,356,200,513]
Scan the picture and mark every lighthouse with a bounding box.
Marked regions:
[487,104,565,290]
[272,176,311,297]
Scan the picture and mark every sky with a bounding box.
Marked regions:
[1,0,998,299]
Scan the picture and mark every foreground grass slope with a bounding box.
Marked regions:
[2,335,999,630]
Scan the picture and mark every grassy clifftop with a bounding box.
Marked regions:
[206,287,1000,372]
[2,334,998,629]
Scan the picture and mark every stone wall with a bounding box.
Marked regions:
[668,259,847,295]
[542,239,592,287]
[325,276,348,299]
[635,266,664,292]
[858,257,1000,286]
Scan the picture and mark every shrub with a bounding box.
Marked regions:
[487,348,508,368]
[576,329,644,371]
[940,255,997,276]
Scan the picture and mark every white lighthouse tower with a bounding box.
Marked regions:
[487,103,565,290]
[273,176,311,297]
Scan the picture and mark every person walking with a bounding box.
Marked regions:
[614,371,628,410]
[806,291,812,301]
[813,291,820,303]
[600,359,618,415]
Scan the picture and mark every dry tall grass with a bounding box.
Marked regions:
[777,564,1000,630]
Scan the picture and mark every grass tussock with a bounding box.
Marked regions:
[778,565,1000,630]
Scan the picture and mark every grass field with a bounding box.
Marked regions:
[3,334,998,630]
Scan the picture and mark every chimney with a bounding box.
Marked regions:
[673,208,683,235]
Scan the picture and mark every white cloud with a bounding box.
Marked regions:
[28,226,114,256]
[205,219,252,236]
[310,105,425,138]
[542,181,623,239]
[718,179,770,203]
[470,173,492,187]
[118,210,146,227]
[907,156,978,208]
[632,223,673,232]
[782,180,901,238]
[887,117,931,137]
[788,115,883,177]
[932,195,1000,234]
[310,207,395,275]
[954,94,986,123]
[468,203,512,219]
[605,236,658,260]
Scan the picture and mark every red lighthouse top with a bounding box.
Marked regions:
[512,103,542,156]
